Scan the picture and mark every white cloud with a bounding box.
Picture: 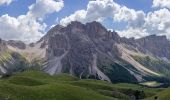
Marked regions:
[116,28,149,39]
[0,0,14,5]
[117,8,170,39]
[0,14,47,42]
[152,0,170,9]
[114,6,137,22]
[113,6,147,38]
[60,10,87,26]
[28,0,64,18]
[114,6,145,28]
[0,0,64,42]
[60,0,120,26]
[145,8,170,37]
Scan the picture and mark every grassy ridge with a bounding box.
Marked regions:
[0,71,166,100]
[0,71,114,100]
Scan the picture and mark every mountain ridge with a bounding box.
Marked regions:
[1,21,170,83]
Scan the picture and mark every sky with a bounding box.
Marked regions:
[0,0,170,43]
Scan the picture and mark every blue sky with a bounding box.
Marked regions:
[116,0,153,12]
[0,0,170,42]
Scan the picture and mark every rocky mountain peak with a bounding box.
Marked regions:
[43,21,124,82]
[42,21,121,43]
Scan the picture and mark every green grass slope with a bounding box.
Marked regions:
[0,71,114,100]
[0,71,165,100]
[145,88,170,100]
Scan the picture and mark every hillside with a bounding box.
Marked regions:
[0,71,164,100]
[145,88,170,100]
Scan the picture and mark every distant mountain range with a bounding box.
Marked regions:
[1,21,170,83]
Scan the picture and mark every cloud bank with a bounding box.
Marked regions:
[0,0,64,42]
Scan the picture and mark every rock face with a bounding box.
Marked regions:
[43,21,121,82]
[43,21,170,83]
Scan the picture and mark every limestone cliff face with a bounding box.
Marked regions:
[43,21,122,82]
[43,21,163,83]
